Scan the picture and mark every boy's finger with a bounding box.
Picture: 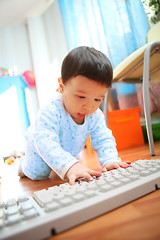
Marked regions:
[84,172,93,181]
[89,169,101,177]
[102,167,107,172]
[105,163,119,170]
[125,161,132,164]
[68,175,76,186]
[120,162,130,168]
[114,163,120,169]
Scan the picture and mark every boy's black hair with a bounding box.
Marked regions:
[61,46,113,87]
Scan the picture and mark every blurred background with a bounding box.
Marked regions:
[0,0,159,161]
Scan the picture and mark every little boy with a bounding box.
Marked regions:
[19,46,130,185]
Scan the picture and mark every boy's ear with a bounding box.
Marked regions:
[58,77,64,93]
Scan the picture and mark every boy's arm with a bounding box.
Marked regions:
[90,110,131,170]
[31,106,78,180]
[90,109,121,167]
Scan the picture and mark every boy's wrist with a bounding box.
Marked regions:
[58,160,79,180]
[65,162,80,179]
[102,158,121,168]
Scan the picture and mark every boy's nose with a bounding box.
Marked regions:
[82,103,92,111]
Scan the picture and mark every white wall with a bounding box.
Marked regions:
[27,0,68,107]
[0,24,33,73]
[0,0,68,108]
[0,0,68,156]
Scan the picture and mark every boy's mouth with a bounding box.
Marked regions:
[77,113,86,119]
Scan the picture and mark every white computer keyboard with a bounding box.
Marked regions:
[0,159,160,240]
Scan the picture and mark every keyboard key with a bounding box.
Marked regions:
[127,168,139,174]
[149,167,158,173]
[0,201,5,208]
[96,179,106,186]
[6,206,19,216]
[120,171,131,177]
[110,181,122,187]
[87,182,97,190]
[52,193,65,200]
[129,175,139,180]
[113,174,123,180]
[6,198,17,207]
[0,218,4,229]
[60,197,73,206]
[120,177,130,184]
[72,193,85,201]
[140,170,150,176]
[7,213,22,225]
[20,201,34,212]
[99,185,112,192]
[0,208,5,218]
[18,195,29,203]
[45,202,60,212]
[33,190,52,207]
[84,190,96,198]
[65,190,77,196]
[23,208,38,219]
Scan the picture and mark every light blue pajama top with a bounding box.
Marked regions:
[22,93,120,180]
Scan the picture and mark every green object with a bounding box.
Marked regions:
[142,122,160,143]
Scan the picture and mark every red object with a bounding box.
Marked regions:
[108,107,144,150]
[23,70,36,87]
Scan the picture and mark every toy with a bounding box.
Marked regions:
[23,70,36,87]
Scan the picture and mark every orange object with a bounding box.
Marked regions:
[86,135,94,153]
[4,157,15,165]
[107,107,144,150]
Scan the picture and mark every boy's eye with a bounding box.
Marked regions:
[95,99,101,102]
[79,96,85,99]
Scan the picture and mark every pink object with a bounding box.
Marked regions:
[138,81,160,116]
[23,70,36,87]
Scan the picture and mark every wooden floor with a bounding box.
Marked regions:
[0,141,160,240]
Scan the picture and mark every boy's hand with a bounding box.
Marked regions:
[102,161,131,172]
[66,162,101,186]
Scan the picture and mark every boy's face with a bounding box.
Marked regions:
[60,75,109,124]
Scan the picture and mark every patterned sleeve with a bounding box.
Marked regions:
[32,103,78,179]
[90,109,121,167]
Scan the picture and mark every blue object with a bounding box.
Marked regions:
[117,83,136,95]
[0,75,30,136]
[58,0,149,68]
